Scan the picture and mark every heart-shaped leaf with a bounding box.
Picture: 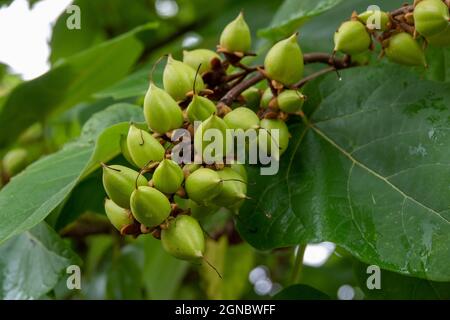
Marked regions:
[237,65,450,281]
[0,222,80,300]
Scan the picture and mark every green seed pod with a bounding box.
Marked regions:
[414,0,450,37]
[351,51,371,65]
[102,165,148,209]
[2,148,29,177]
[334,21,371,55]
[183,163,201,175]
[194,115,231,161]
[163,55,205,102]
[127,125,165,168]
[259,119,290,156]
[277,90,305,113]
[358,10,390,31]
[185,168,223,205]
[130,186,171,227]
[143,83,184,134]
[260,87,273,108]
[219,12,251,53]
[120,134,138,168]
[427,25,450,46]
[183,49,219,74]
[385,32,427,66]
[213,168,247,209]
[104,199,134,232]
[264,34,304,85]
[161,215,205,261]
[223,107,260,130]
[230,163,248,182]
[189,199,219,216]
[152,159,184,194]
[186,94,216,123]
[241,87,261,110]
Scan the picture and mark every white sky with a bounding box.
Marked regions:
[0,0,72,80]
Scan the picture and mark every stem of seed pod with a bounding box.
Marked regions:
[100,162,121,172]
[202,256,223,279]
[193,63,202,95]
[292,66,337,89]
[220,178,248,184]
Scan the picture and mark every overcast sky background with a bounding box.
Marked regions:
[0,0,71,80]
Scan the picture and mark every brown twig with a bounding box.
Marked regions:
[292,66,337,89]
[390,4,414,16]
[303,52,350,68]
[218,53,351,106]
[218,72,265,107]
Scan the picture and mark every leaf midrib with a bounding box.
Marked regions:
[309,124,450,225]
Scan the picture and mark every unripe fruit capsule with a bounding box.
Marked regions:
[186,95,216,123]
[241,87,261,110]
[120,134,138,168]
[358,10,390,31]
[264,34,304,86]
[163,55,205,102]
[143,83,184,134]
[385,32,427,67]
[104,199,134,232]
[127,125,165,168]
[161,215,205,261]
[219,12,252,53]
[414,0,450,37]
[213,167,247,210]
[259,118,290,157]
[183,163,201,176]
[427,25,450,46]
[130,186,171,227]
[183,49,219,74]
[223,107,260,130]
[102,165,148,209]
[277,90,305,113]
[334,21,371,55]
[194,115,231,162]
[260,87,273,108]
[152,159,184,194]
[230,163,248,183]
[189,199,219,216]
[185,168,223,206]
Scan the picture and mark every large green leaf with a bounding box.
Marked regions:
[237,65,450,281]
[0,222,80,300]
[258,0,342,40]
[0,23,156,148]
[354,262,450,299]
[0,103,144,244]
[107,244,145,300]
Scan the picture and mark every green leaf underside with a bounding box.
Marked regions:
[238,65,450,281]
[0,23,156,148]
[0,104,144,244]
[0,222,80,299]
